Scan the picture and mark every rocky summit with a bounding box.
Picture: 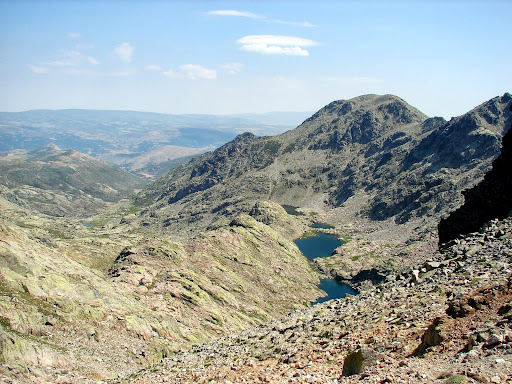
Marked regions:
[0,93,511,384]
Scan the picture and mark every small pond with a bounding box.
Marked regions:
[312,279,358,305]
[310,222,334,229]
[294,227,357,304]
[294,232,343,261]
[282,205,303,216]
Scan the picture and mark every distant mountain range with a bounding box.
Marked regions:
[0,144,147,216]
[0,109,312,176]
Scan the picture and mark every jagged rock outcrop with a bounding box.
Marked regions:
[438,101,512,245]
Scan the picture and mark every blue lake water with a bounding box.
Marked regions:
[282,205,303,216]
[311,222,334,229]
[294,232,343,261]
[312,279,358,305]
[294,229,357,304]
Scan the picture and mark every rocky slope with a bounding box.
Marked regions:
[0,197,321,383]
[0,145,147,216]
[118,218,512,384]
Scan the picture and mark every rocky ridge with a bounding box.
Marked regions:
[132,93,511,246]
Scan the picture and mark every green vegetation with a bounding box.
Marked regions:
[263,140,281,156]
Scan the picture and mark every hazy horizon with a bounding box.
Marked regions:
[1,0,511,119]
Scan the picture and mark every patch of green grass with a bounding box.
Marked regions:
[339,234,352,243]
[46,228,72,239]
[89,218,109,228]
[124,205,141,215]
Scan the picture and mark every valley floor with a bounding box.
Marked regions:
[117,219,512,384]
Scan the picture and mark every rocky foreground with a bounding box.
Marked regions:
[119,218,512,384]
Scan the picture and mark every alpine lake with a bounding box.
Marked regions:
[285,207,357,305]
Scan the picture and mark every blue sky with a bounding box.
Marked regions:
[1,1,510,118]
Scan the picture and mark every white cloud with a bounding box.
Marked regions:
[163,68,175,78]
[68,68,136,77]
[28,65,49,74]
[221,62,244,75]
[237,35,318,56]
[145,64,162,71]
[114,42,134,63]
[48,50,83,66]
[47,51,99,67]
[68,32,81,38]
[163,65,217,80]
[207,9,314,27]
[273,20,316,28]
[179,64,217,80]
[206,9,262,19]
[87,56,99,65]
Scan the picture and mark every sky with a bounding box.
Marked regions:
[0,0,511,119]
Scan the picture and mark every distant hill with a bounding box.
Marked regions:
[0,144,147,216]
[0,109,309,176]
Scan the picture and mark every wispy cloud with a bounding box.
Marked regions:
[67,32,81,39]
[163,64,217,80]
[207,9,314,27]
[221,62,244,75]
[145,64,162,71]
[179,64,217,80]
[114,42,134,63]
[237,35,318,56]
[87,56,99,65]
[163,68,175,78]
[28,64,49,74]
[206,9,262,19]
[68,68,136,77]
[273,19,316,28]
[45,51,99,67]
[47,50,82,66]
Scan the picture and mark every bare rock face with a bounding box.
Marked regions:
[438,99,512,245]
[411,317,447,356]
[341,347,380,376]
